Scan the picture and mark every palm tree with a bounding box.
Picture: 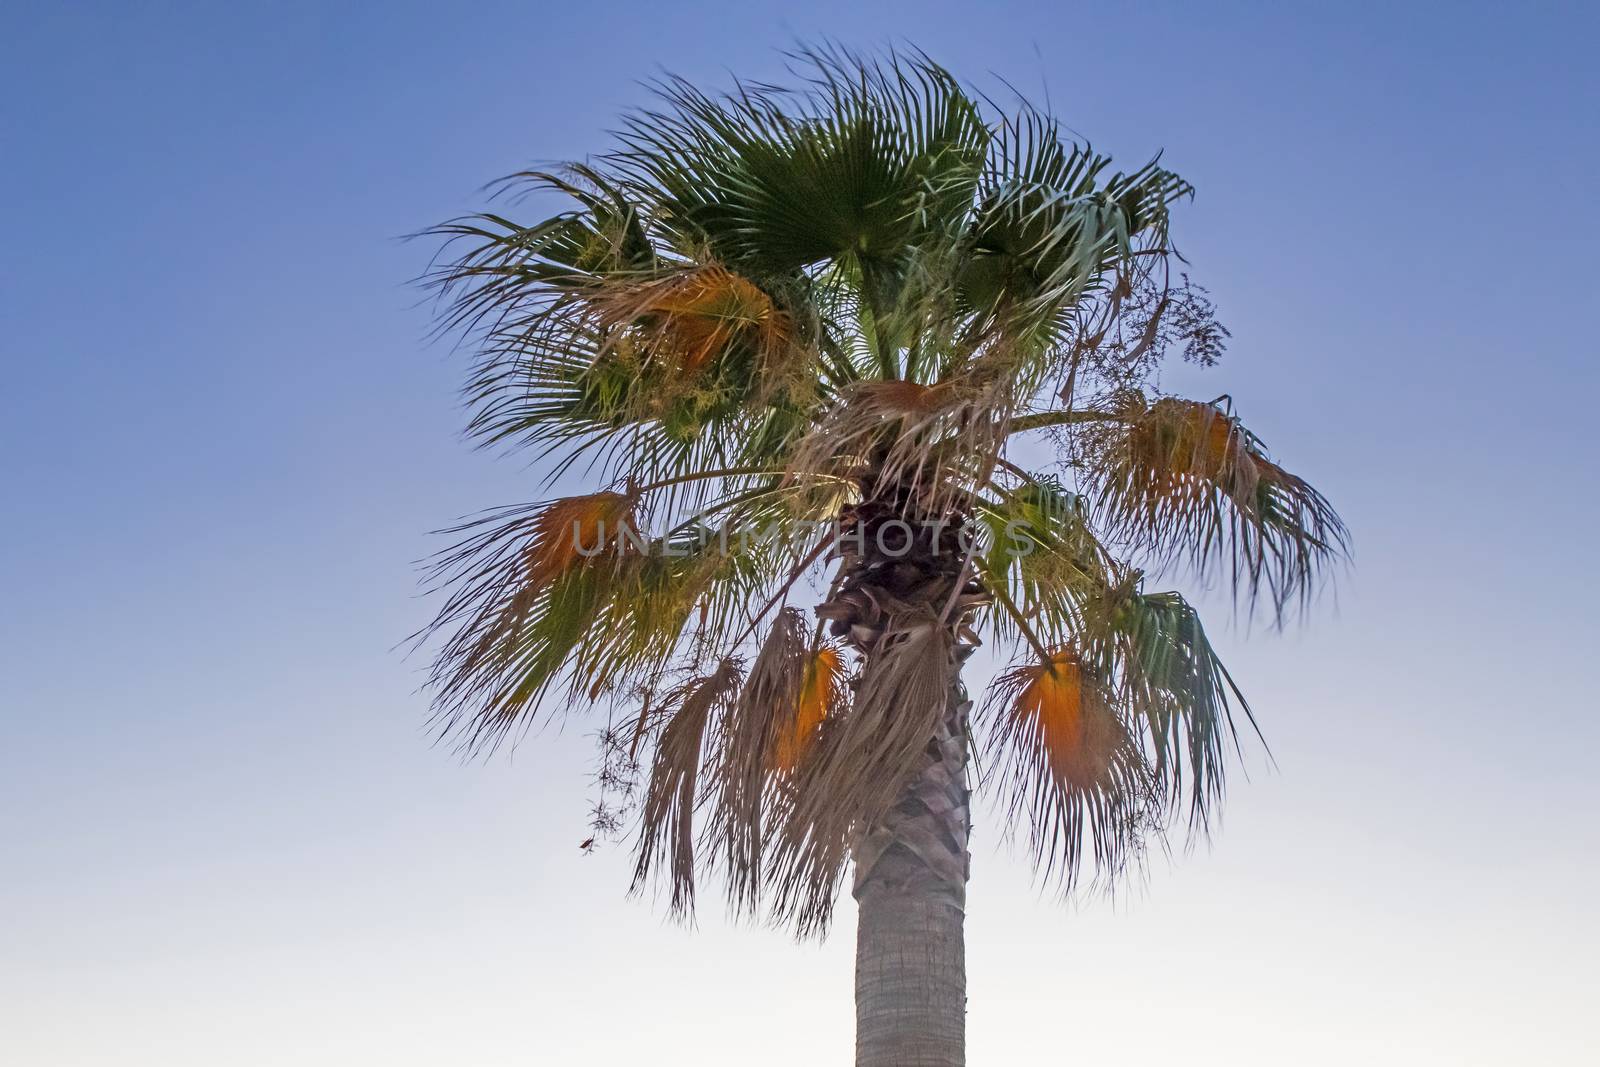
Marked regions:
[418,45,1344,1067]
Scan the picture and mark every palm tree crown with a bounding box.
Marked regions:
[419,45,1345,937]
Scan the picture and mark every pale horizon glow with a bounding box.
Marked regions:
[3,2,1597,1064]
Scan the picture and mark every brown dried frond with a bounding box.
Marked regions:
[1117,397,1260,508]
[787,380,961,486]
[631,661,744,918]
[706,608,810,914]
[788,377,1012,520]
[851,379,958,417]
[1089,396,1347,613]
[768,615,954,934]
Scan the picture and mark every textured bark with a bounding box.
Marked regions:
[815,485,983,1066]
[853,681,971,1067]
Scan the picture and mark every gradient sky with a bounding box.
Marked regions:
[3,2,1598,1064]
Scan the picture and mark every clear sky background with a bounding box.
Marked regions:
[3,2,1597,1064]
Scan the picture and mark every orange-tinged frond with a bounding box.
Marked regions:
[1089,396,1345,613]
[646,266,790,371]
[981,647,1148,889]
[1012,650,1122,789]
[769,646,843,772]
[522,491,639,590]
[1123,397,1258,503]
[599,264,793,374]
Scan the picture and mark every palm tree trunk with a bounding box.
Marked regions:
[852,679,971,1067]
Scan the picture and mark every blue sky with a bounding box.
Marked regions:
[3,2,1597,1063]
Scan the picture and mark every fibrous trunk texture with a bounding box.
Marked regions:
[817,485,983,1067]
[853,680,971,1067]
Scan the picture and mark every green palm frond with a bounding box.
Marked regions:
[975,473,1108,648]
[613,44,990,278]
[1084,580,1255,829]
[962,111,1191,362]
